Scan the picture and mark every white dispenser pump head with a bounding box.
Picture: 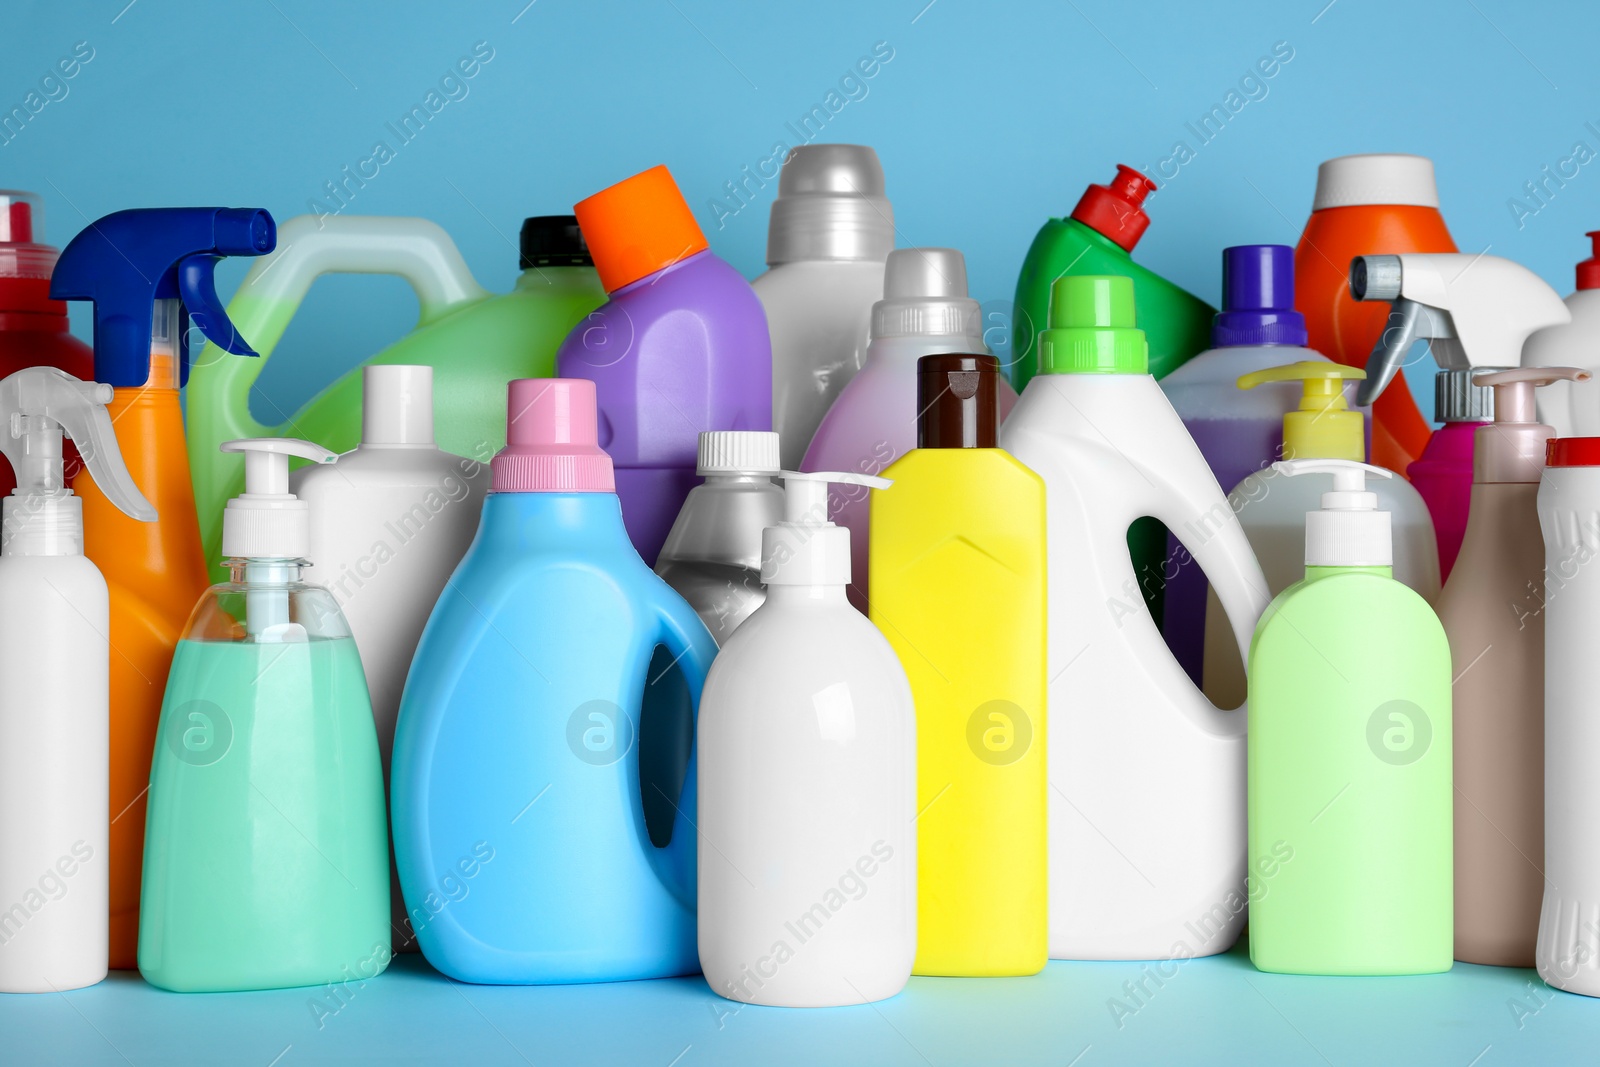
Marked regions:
[0,366,155,556]
[1273,458,1395,568]
[220,438,336,559]
[762,470,890,586]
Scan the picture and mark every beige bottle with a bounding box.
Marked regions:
[1442,366,1589,966]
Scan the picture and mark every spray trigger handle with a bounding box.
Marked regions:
[0,367,155,522]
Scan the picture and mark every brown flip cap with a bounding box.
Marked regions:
[917,353,999,449]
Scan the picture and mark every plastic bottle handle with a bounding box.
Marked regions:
[192,215,490,441]
[641,592,717,912]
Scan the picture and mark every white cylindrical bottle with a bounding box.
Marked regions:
[697,471,915,1006]
[1523,233,1600,438]
[292,365,488,951]
[753,145,893,471]
[0,367,156,992]
[1537,438,1600,995]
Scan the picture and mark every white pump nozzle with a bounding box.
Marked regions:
[1273,458,1394,568]
[0,367,155,556]
[1351,253,1571,407]
[220,438,336,560]
[762,470,892,586]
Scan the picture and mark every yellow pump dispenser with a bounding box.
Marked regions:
[1236,360,1366,461]
[869,353,1047,976]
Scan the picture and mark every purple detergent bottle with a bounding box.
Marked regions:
[557,165,772,564]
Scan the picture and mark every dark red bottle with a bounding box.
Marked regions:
[0,191,93,490]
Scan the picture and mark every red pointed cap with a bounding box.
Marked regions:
[1069,165,1155,252]
[1577,231,1600,292]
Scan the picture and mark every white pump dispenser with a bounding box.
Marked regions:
[1351,253,1572,412]
[1274,459,1395,567]
[220,438,335,640]
[698,469,916,1006]
[0,366,156,993]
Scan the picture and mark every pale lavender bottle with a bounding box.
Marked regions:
[801,248,1013,612]
[557,164,772,565]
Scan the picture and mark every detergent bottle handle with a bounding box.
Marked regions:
[641,588,718,911]
[191,214,490,440]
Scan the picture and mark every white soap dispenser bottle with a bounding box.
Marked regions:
[697,470,916,1007]
[0,366,156,993]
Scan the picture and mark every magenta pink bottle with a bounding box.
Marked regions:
[1408,369,1510,581]
[556,165,772,565]
[800,248,1014,612]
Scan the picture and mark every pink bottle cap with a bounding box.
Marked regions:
[491,378,615,492]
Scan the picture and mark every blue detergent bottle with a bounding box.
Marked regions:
[391,377,717,984]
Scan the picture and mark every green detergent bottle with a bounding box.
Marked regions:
[186,214,605,580]
[1011,166,1215,626]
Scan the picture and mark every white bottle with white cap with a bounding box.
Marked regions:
[292,365,488,950]
[697,470,916,1007]
[753,145,894,471]
[0,367,156,993]
[655,431,784,645]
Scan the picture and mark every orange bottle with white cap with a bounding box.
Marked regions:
[1296,154,1456,475]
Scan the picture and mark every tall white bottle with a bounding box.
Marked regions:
[697,470,916,1006]
[1537,436,1600,995]
[999,276,1270,961]
[1523,232,1600,437]
[753,145,893,471]
[0,367,156,992]
[292,365,488,949]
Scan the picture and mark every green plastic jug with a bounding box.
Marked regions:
[186,214,605,579]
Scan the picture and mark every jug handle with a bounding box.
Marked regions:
[641,590,718,911]
[186,215,490,566]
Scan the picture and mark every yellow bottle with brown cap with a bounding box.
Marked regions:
[869,353,1047,977]
[1202,361,1441,708]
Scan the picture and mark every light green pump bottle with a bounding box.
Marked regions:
[186,214,605,581]
[139,439,389,992]
[1247,458,1452,976]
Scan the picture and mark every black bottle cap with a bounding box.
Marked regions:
[917,353,999,449]
[519,215,592,269]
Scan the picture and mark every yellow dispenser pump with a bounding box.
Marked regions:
[1237,361,1366,461]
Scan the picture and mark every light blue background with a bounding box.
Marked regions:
[6,0,1598,422]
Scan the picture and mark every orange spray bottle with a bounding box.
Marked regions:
[50,208,276,967]
[1296,154,1456,474]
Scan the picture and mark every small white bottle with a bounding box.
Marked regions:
[752,145,893,471]
[0,367,156,992]
[697,470,916,1007]
[1537,437,1600,995]
[292,365,488,950]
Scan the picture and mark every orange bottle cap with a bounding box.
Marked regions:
[574,165,709,292]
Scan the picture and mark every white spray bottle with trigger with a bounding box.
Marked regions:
[697,470,916,1007]
[0,366,156,993]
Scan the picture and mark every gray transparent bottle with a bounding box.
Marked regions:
[655,431,784,644]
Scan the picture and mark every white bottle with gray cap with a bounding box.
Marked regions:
[754,145,894,471]
[292,365,489,951]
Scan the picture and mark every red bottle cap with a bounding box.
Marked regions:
[1069,165,1155,252]
[1577,231,1600,291]
[0,191,65,316]
[1547,437,1600,467]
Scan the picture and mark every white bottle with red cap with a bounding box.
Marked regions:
[697,470,916,1007]
[1537,431,1600,996]
[1524,232,1600,437]
[293,364,488,951]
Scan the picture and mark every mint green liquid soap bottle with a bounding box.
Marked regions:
[138,439,389,992]
[1247,458,1452,976]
